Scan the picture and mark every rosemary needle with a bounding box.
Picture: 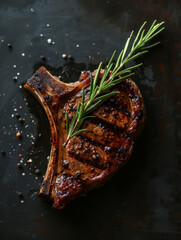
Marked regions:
[64,20,165,145]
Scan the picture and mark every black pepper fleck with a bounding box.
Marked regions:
[13,77,17,82]
[40,55,46,60]
[15,113,20,118]
[7,43,12,49]
[68,55,73,60]
[1,150,5,155]
[18,192,23,198]
[17,163,22,168]
[18,118,24,123]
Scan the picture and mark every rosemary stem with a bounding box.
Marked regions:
[64,20,165,144]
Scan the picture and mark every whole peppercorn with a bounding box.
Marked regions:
[40,55,46,61]
[18,192,23,198]
[17,163,22,168]
[13,77,17,82]
[68,55,73,60]
[15,113,20,118]
[1,150,6,155]
[18,118,24,123]
[7,43,12,49]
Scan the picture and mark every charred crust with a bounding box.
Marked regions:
[25,67,144,209]
[44,94,53,105]
[39,178,51,196]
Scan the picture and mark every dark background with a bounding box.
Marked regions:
[0,0,181,239]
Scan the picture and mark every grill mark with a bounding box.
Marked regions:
[79,131,111,150]
[89,117,125,134]
[69,95,129,112]
[58,156,103,178]
[68,152,106,170]
[78,134,103,148]
[104,95,131,113]
[66,90,132,122]
[67,136,112,170]
[111,104,131,117]
[78,134,126,157]
[68,134,132,170]
[93,104,131,129]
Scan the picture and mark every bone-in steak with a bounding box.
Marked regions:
[24,66,144,209]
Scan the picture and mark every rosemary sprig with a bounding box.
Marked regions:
[64,20,164,145]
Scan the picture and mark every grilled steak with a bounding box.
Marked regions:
[24,66,144,209]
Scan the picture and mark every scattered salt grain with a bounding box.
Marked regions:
[62,54,67,59]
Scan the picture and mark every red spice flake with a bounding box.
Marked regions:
[16,132,21,137]
[19,154,22,157]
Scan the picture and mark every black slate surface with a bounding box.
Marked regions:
[0,1,181,240]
